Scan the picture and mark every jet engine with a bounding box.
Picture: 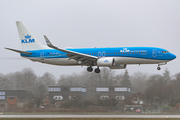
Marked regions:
[97,57,115,67]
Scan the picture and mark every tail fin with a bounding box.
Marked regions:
[16,21,48,50]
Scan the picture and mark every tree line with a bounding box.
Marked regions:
[0,68,180,108]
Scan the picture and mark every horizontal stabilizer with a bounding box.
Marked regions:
[5,48,32,55]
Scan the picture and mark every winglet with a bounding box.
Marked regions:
[43,35,58,49]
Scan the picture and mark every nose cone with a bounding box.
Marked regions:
[170,53,176,60]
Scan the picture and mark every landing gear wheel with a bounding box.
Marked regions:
[95,68,100,73]
[157,67,161,70]
[87,67,93,72]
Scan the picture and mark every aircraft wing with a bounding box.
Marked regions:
[44,35,98,66]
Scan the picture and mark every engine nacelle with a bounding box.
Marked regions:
[97,57,115,67]
[109,64,126,69]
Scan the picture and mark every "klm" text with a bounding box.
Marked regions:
[21,39,35,43]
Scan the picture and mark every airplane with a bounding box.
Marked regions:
[5,21,176,73]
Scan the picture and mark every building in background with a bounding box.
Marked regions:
[45,86,131,107]
[95,86,131,100]
[0,90,33,111]
[46,86,87,107]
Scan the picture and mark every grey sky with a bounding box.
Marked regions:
[0,0,180,78]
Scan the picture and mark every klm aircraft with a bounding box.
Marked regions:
[5,21,176,73]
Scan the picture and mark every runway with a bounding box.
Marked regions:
[0,115,180,118]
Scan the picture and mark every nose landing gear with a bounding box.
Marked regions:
[157,67,161,70]
[157,62,166,70]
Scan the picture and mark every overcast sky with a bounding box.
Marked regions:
[0,0,180,78]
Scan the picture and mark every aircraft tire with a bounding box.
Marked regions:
[95,68,100,73]
[157,67,161,70]
[87,67,93,72]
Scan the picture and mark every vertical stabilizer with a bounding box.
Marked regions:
[16,21,48,50]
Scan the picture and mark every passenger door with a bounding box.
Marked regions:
[152,49,157,57]
[40,52,44,60]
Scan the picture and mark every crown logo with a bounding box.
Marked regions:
[24,34,31,39]
[104,60,108,62]
[120,48,130,52]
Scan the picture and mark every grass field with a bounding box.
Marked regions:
[1,112,180,115]
[0,118,179,120]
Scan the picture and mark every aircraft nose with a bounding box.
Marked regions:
[170,53,176,60]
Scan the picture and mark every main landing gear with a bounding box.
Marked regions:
[87,66,93,72]
[95,67,100,73]
[87,66,100,73]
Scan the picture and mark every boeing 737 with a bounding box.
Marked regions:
[5,21,176,73]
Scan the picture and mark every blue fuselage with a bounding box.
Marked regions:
[21,47,176,61]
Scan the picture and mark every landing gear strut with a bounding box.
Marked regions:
[157,62,166,71]
[87,66,93,72]
[94,67,100,73]
[157,67,161,70]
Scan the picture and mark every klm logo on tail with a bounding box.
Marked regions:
[21,34,35,43]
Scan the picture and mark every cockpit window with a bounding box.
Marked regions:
[162,51,169,53]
